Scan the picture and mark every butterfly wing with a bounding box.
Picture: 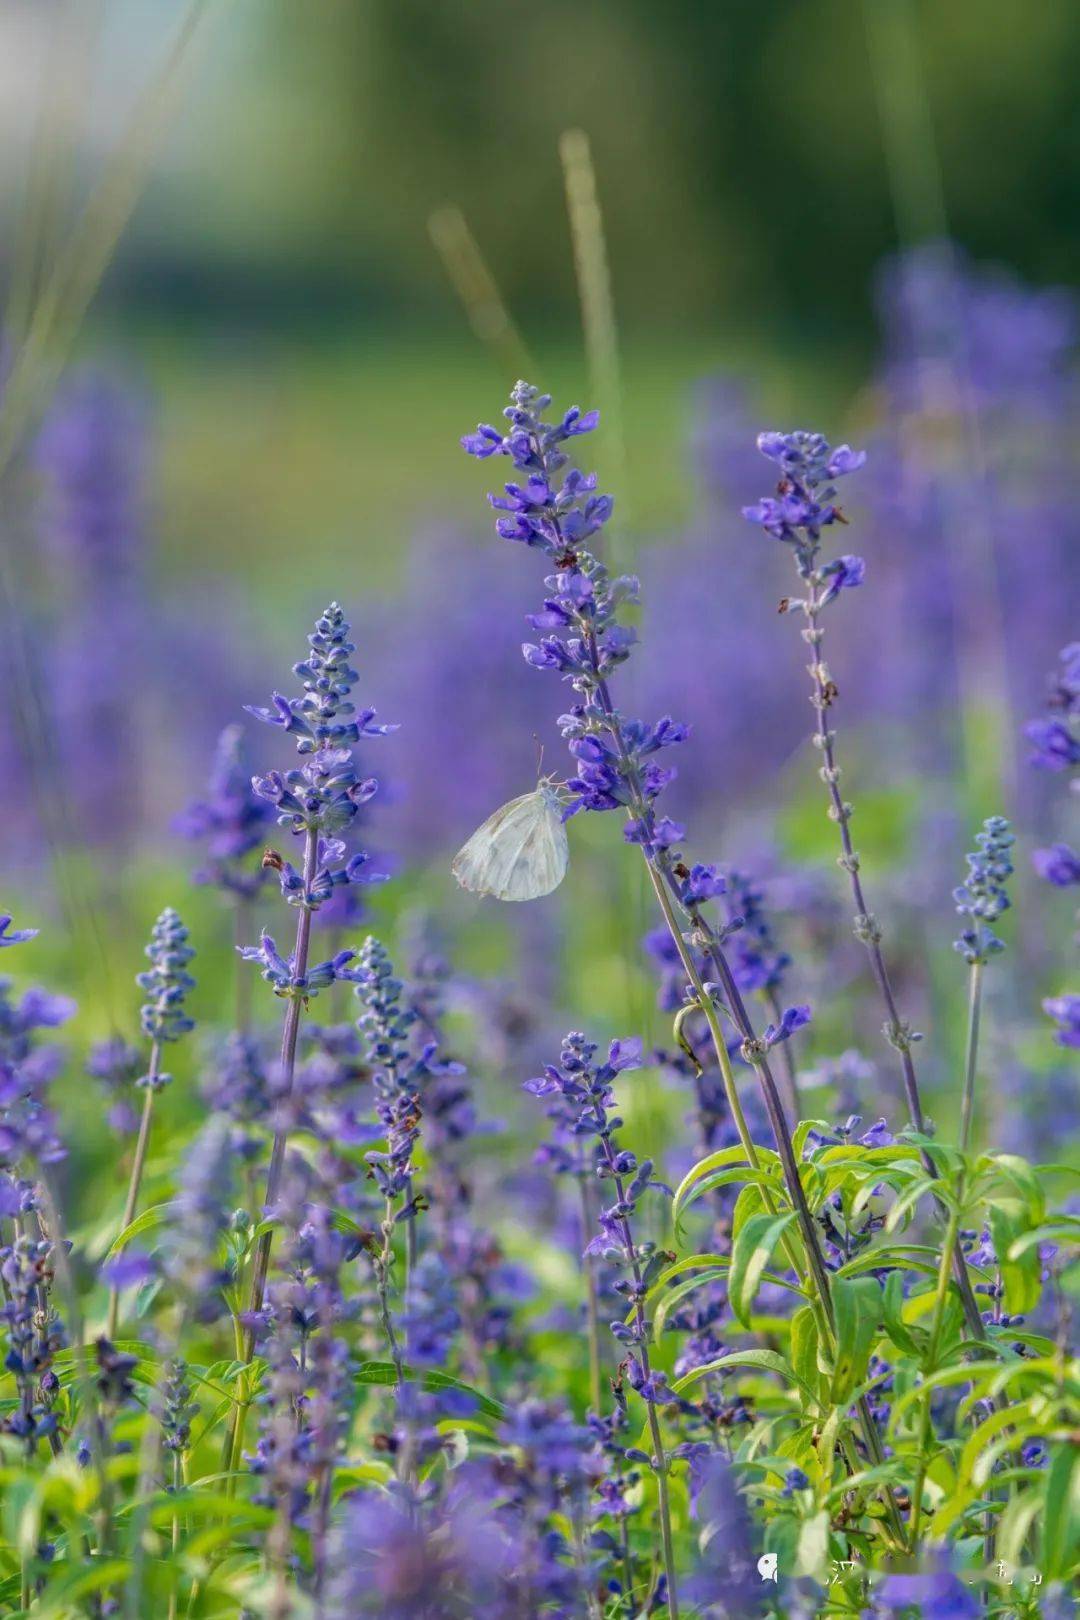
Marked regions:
[452,788,569,902]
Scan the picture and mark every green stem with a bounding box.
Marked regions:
[910,960,984,1553]
[908,1199,962,1552]
[959,961,983,1156]
[578,1175,604,1415]
[219,826,319,1474]
[106,1044,162,1339]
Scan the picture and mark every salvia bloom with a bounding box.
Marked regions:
[165,1117,234,1318]
[721,867,791,994]
[742,429,867,579]
[1024,642,1080,774]
[239,931,360,1000]
[1032,842,1080,887]
[173,723,274,898]
[953,816,1015,964]
[0,1235,65,1449]
[161,1359,199,1456]
[1043,993,1080,1050]
[354,936,424,1209]
[245,602,394,908]
[138,908,196,1068]
[85,1037,142,1136]
[0,958,74,1176]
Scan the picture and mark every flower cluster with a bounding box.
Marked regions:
[174,723,274,898]
[246,603,394,909]
[0,930,74,1184]
[742,429,867,579]
[239,932,359,1001]
[354,937,425,1211]
[1024,642,1080,775]
[953,816,1015,964]
[0,1235,64,1450]
[137,907,196,1071]
[464,382,690,836]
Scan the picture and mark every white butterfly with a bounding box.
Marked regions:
[451,778,569,902]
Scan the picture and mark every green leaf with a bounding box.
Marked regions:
[987,1201,1041,1315]
[671,1144,779,1230]
[729,1210,799,1328]
[354,1361,505,1422]
[884,1176,945,1233]
[1006,1220,1080,1260]
[672,1348,818,1407]
[1042,1443,1080,1580]
[984,1154,1045,1223]
[104,1202,176,1258]
[880,1268,926,1357]
[794,1509,831,1579]
[789,1306,824,1408]
[828,1276,882,1405]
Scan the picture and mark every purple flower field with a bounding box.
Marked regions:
[0,11,1078,1619]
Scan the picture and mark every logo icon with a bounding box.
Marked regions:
[757,1553,779,1583]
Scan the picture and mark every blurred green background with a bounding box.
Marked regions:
[3,0,1079,605]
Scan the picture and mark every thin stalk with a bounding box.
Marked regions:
[106,1061,161,1340]
[909,958,984,1554]
[763,984,800,1124]
[578,1174,604,1414]
[801,586,988,1345]
[220,825,318,1473]
[373,1195,407,1394]
[908,1199,962,1551]
[959,962,983,1156]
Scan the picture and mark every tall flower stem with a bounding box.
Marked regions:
[578,1174,604,1414]
[220,828,317,1477]
[801,582,988,1344]
[243,826,318,1352]
[958,961,984,1157]
[595,1144,679,1617]
[105,1043,161,1339]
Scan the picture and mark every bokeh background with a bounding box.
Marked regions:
[0,0,1077,1186]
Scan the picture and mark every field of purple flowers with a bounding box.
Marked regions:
[1,240,1079,1620]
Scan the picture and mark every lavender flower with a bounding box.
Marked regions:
[245,603,394,912]
[742,429,866,576]
[1025,643,1080,774]
[0,966,74,1176]
[137,908,196,1083]
[161,1359,199,1456]
[85,1039,142,1137]
[173,723,274,899]
[229,603,396,1425]
[0,1236,65,1451]
[1043,993,1080,1049]
[238,931,359,1000]
[953,816,1015,964]
[1032,842,1080,887]
[164,1117,234,1320]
